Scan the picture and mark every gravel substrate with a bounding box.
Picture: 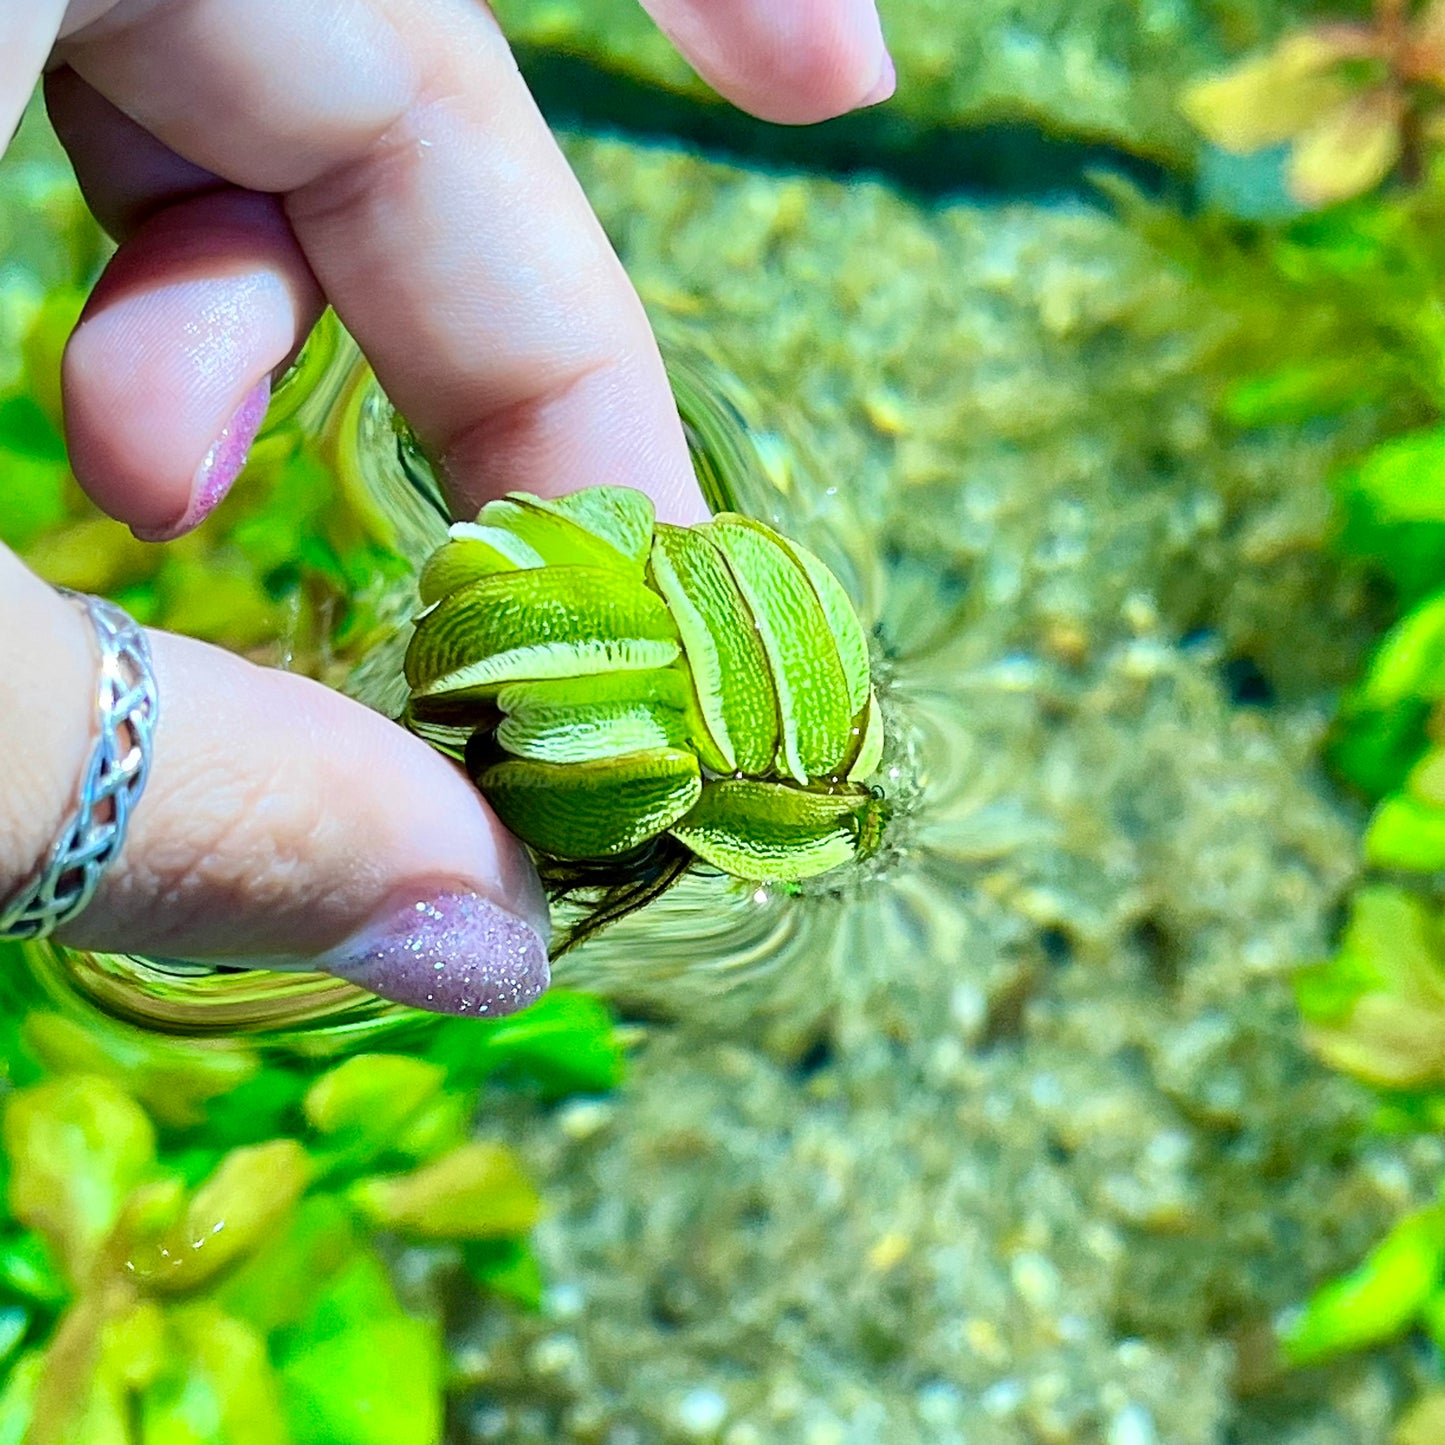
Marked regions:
[447,139,1440,1445]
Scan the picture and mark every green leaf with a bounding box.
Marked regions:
[1282,1206,1445,1365]
[0,396,63,462]
[427,990,624,1097]
[139,1304,288,1445]
[20,1012,258,1131]
[786,538,872,716]
[1180,32,1355,153]
[405,566,680,703]
[648,522,779,775]
[1343,428,1445,525]
[1222,359,1385,426]
[1297,886,1445,1088]
[463,1238,544,1311]
[416,524,541,606]
[277,1254,442,1445]
[349,1141,540,1239]
[122,1141,310,1295]
[304,1054,446,1141]
[477,495,643,573]
[847,691,886,782]
[705,516,854,782]
[0,1231,68,1306]
[1325,697,1430,800]
[671,778,870,881]
[534,486,655,568]
[0,1308,31,1369]
[1365,794,1445,871]
[3,1077,156,1280]
[496,682,688,764]
[1353,591,1445,709]
[0,1350,42,1445]
[478,748,701,858]
[213,1197,360,1337]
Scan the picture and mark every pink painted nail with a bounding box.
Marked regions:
[310,890,551,1017]
[132,377,271,543]
[862,51,896,107]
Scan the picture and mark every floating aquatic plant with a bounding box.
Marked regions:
[403,487,887,949]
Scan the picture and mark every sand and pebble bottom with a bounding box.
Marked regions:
[446,140,1439,1444]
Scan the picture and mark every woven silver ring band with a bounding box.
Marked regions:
[0,590,159,943]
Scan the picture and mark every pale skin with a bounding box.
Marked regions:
[0,0,893,986]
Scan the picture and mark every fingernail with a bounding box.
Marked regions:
[311,890,551,1017]
[132,377,271,543]
[861,50,896,107]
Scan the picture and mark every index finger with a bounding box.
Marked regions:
[58,0,707,524]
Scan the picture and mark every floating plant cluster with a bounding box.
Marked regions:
[403,487,887,946]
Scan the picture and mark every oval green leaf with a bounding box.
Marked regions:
[649,522,779,775]
[498,695,688,764]
[406,567,680,703]
[520,486,655,570]
[670,778,869,881]
[704,516,853,783]
[417,523,543,606]
[846,690,885,782]
[478,495,640,573]
[787,539,872,716]
[478,748,702,857]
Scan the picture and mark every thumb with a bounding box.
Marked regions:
[2,557,550,1017]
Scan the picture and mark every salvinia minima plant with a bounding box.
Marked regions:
[401,486,887,948]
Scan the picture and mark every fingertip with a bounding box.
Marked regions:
[61,190,321,535]
[639,0,893,125]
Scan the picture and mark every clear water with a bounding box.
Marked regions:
[1,65,1422,1445]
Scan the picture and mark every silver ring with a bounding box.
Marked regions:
[0,590,159,942]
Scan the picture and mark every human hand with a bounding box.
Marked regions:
[0,0,893,1014]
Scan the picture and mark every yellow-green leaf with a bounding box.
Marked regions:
[1299,886,1445,1088]
[477,495,640,572]
[1355,591,1445,708]
[303,1054,446,1139]
[124,1141,310,1295]
[846,691,886,782]
[350,1141,540,1239]
[4,1076,156,1280]
[705,515,853,782]
[671,778,869,881]
[416,523,541,605]
[522,486,655,569]
[140,1304,288,1445]
[1366,793,1445,871]
[405,566,679,702]
[1282,1207,1445,1365]
[1287,90,1402,207]
[497,690,688,764]
[1181,32,1359,153]
[788,538,872,716]
[649,522,779,775]
[478,748,702,857]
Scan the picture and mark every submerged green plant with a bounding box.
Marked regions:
[403,486,887,944]
[0,985,623,1444]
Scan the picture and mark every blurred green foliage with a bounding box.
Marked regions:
[0,987,622,1444]
[1159,10,1445,1413]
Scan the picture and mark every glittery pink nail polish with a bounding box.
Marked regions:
[132,378,271,542]
[311,891,551,1017]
